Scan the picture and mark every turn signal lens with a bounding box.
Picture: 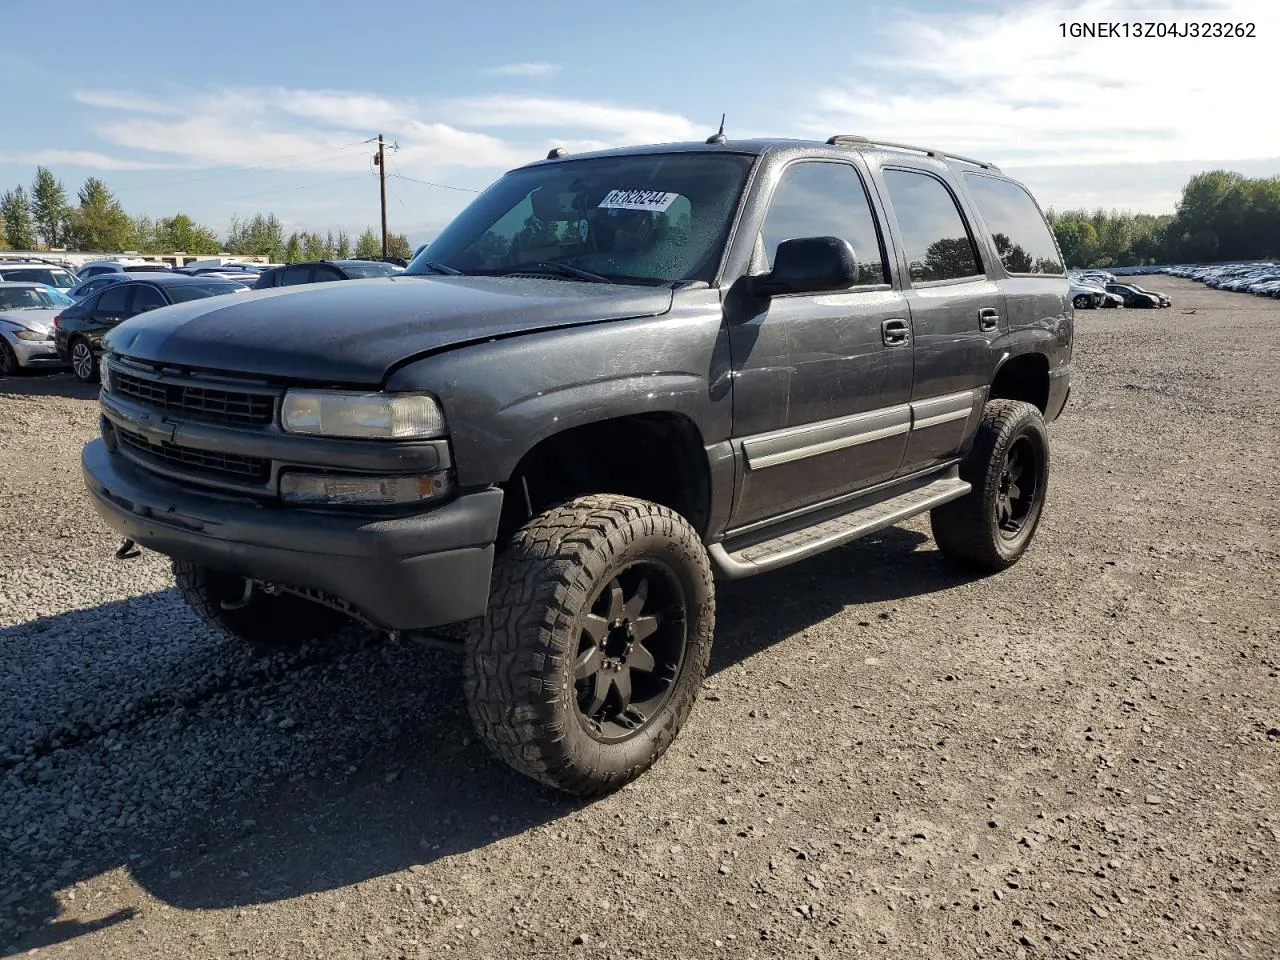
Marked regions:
[279,470,453,506]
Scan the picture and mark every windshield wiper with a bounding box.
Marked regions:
[519,261,615,284]
[416,261,463,276]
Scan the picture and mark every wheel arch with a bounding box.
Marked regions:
[989,350,1051,413]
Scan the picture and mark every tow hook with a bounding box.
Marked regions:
[220,579,255,611]
[114,538,141,560]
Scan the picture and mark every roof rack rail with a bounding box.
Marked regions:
[825,135,1000,171]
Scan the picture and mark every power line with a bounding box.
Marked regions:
[388,172,480,194]
[212,174,373,204]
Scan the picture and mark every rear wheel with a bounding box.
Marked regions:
[931,400,1049,572]
[1072,294,1090,309]
[463,494,715,796]
[70,338,98,383]
[172,560,350,652]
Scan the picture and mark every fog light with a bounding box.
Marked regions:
[280,471,453,506]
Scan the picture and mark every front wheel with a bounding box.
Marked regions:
[70,338,98,383]
[930,399,1050,572]
[1072,294,1091,309]
[464,495,715,796]
[0,340,18,377]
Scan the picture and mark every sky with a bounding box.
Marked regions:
[1,0,1275,249]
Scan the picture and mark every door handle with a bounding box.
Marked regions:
[881,318,909,346]
[979,307,1000,332]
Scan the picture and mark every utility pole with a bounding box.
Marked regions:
[374,134,388,258]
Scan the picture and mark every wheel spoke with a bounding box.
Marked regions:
[612,668,633,711]
[574,645,603,681]
[583,671,609,717]
[582,613,609,645]
[631,615,659,643]
[605,579,625,622]
[623,577,649,619]
[1007,481,1021,502]
[1007,460,1023,483]
[997,497,1011,526]
[627,642,656,673]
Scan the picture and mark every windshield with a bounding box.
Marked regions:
[407,152,755,285]
[2,268,76,289]
[0,286,72,309]
[341,261,400,278]
[165,281,242,303]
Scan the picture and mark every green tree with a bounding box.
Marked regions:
[225,213,285,260]
[335,230,352,258]
[284,232,303,263]
[132,215,157,252]
[301,231,328,261]
[354,228,381,259]
[30,167,69,248]
[154,214,220,254]
[0,186,36,249]
[66,177,133,251]
[386,233,412,260]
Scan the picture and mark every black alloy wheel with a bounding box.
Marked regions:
[0,340,17,377]
[995,435,1042,541]
[573,561,687,743]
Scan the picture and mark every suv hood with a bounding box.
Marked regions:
[105,275,674,384]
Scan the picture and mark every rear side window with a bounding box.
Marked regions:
[962,174,1064,275]
[130,285,167,313]
[313,265,346,282]
[760,161,887,285]
[97,286,131,313]
[280,265,312,286]
[882,169,982,283]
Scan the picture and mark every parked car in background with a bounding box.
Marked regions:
[252,259,403,289]
[0,261,79,291]
[1104,282,1163,308]
[55,275,246,382]
[67,271,171,301]
[0,283,74,375]
[75,259,172,280]
[1069,281,1105,309]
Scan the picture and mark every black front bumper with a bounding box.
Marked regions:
[82,439,502,630]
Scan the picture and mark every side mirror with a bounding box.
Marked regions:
[750,236,857,297]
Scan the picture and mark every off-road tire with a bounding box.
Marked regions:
[463,494,715,796]
[172,560,350,651]
[930,399,1050,572]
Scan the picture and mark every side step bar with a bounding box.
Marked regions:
[709,473,971,578]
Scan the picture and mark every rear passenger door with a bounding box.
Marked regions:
[876,166,1002,473]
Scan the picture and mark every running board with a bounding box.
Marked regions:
[710,473,971,578]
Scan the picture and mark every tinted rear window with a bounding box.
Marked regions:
[882,169,982,283]
[962,174,1064,275]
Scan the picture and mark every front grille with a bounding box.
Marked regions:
[116,427,270,484]
[114,370,275,426]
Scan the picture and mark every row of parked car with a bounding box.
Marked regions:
[1067,269,1172,310]
[0,256,405,380]
[1162,262,1280,297]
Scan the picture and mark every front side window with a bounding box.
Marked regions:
[410,152,755,285]
[759,161,887,285]
[962,173,1064,275]
[882,169,982,283]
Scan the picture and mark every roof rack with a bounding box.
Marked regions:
[825,135,1000,171]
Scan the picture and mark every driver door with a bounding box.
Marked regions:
[727,159,915,528]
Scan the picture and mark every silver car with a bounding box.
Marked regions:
[0,282,74,376]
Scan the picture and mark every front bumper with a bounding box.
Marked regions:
[7,335,67,368]
[82,439,503,630]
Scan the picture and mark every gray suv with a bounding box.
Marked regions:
[83,134,1072,795]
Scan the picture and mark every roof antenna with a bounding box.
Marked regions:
[705,114,726,145]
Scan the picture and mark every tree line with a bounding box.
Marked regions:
[0,166,412,263]
[1047,170,1280,268]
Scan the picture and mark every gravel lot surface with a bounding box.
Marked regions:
[1,276,1277,959]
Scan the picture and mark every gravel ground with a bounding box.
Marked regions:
[1,276,1277,959]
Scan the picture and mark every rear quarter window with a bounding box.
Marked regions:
[962,174,1065,276]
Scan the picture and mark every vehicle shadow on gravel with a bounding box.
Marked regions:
[5,527,981,953]
[0,371,97,401]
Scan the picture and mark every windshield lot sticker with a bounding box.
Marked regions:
[598,189,679,212]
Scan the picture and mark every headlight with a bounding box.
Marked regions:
[281,390,446,439]
[280,470,453,505]
[13,329,52,341]
[100,358,113,393]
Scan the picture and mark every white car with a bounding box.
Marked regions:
[0,282,74,375]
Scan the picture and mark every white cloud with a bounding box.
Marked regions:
[481,62,562,77]
[72,89,180,114]
[4,149,184,171]
[806,1,1278,170]
[446,95,699,145]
